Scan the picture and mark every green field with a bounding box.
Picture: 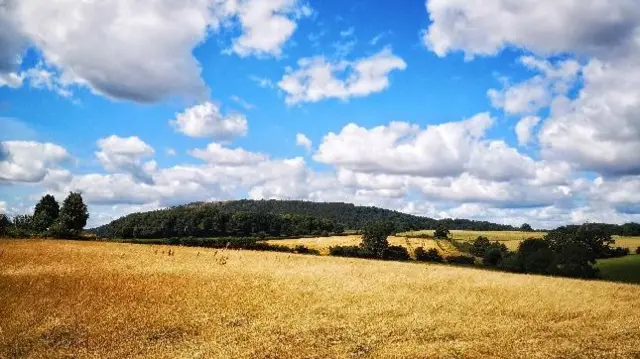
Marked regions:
[597,254,640,284]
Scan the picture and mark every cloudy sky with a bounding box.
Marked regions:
[1,0,640,229]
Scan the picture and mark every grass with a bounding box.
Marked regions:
[597,254,640,284]
[2,239,640,358]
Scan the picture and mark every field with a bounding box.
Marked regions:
[597,254,640,284]
[2,240,640,358]
[266,235,460,256]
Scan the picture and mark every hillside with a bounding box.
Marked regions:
[2,239,639,358]
[91,199,516,238]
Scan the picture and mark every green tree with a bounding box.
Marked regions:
[33,194,60,231]
[0,214,9,236]
[434,225,450,239]
[546,224,614,259]
[361,221,394,257]
[520,223,533,231]
[54,192,89,237]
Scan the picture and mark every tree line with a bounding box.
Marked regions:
[0,192,89,238]
[91,204,346,239]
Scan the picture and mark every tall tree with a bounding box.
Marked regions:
[33,194,60,231]
[0,214,9,236]
[56,192,89,237]
[361,221,394,257]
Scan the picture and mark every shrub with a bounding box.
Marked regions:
[294,245,320,255]
[604,246,630,258]
[470,236,491,256]
[382,245,410,261]
[636,246,640,255]
[445,255,475,265]
[482,248,503,267]
[329,246,376,259]
[361,221,394,256]
[434,226,450,239]
[414,247,443,262]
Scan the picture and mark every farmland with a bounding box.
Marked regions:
[2,239,640,358]
[597,254,640,284]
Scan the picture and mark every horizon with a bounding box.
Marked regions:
[2,0,640,229]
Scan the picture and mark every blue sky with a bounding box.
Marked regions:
[1,0,640,228]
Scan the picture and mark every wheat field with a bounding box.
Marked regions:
[2,239,640,359]
[266,235,460,256]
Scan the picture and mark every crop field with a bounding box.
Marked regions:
[2,239,640,359]
[266,235,460,256]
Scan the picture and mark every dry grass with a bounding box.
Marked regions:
[2,239,640,359]
[612,236,640,251]
[266,235,460,256]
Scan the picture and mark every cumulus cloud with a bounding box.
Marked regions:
[0,141,69,182]
[295,133,312,152]
[1,0,310,102]
[96,135,155,183]
[170,101,248,141]
[487,57,581,115]
[278,48,407,104]
[515,116,541,146]
[190,142,267,165]
[422,0,640,59]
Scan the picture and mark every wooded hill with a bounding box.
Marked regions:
[90,199,517,239]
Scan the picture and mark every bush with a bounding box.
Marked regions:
[604,246,630,258]
[382,245,410,261]
[361,221,394,256]
[482,248,504,267]
[636,246,640,255]
[470,236,491,256]
[434,226,450,239]
[294,245,320,255]
[414,247,443,262]
[329,246,376,259]
[445,255,475,265]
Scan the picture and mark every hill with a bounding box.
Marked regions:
[2,239,639,358]
[91,199,516,238]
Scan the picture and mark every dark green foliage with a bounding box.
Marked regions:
[9,214,34,237]
[414,247,443,262]
[550,240,598,278]
[293,245,320,255]
[382,245,410,261]
[92,205,343,239]
[445,255,475,265]
[605,247,630,258]
[545,224,614,259]
[515,238,555,274]
[621,222,640,236]
[520,223,533,231]
[361,221,394,256]
[329,246,376,259]
[32,194,60,231]
[482,248,504,267]
[91,200,518,237]
[0,214,9,236]
[470,236,508,258]
[433,225,450,239]
[54,192,89,237]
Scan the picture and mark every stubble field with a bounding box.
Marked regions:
[2,239,640,358]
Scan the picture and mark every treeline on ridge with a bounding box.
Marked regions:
[91,205,346,239]
[92,199,518,238]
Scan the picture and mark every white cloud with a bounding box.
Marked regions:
[278,48,407,104]
[515,116,541,146]
[0,141,69,182]
[230,95,255,110]
[96,135,155,183]
[0,72,24,88]
[340,27,355,37]
[1,0,310,102]
[190,142,267,165]
[166,148,177,156]
[170,101,248,141]
[295,133,312,152]
[422,0,640,59]
[487,57,581,115]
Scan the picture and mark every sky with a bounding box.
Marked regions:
[1,0,640,229]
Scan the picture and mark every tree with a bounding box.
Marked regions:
[55,192,89,237]
[434,225,450,239]
[546,224,614,259]
[0,214,9,236]
[361,221,394,257]
[520,223,533,231]
[33,194,60,231]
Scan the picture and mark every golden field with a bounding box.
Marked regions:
[266,235,460,256]
[2,239,640,359]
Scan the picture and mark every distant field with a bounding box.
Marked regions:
[597,254,640,284]
[2,239,640,358]
[266,235,460,256]
[398,230,546,251]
